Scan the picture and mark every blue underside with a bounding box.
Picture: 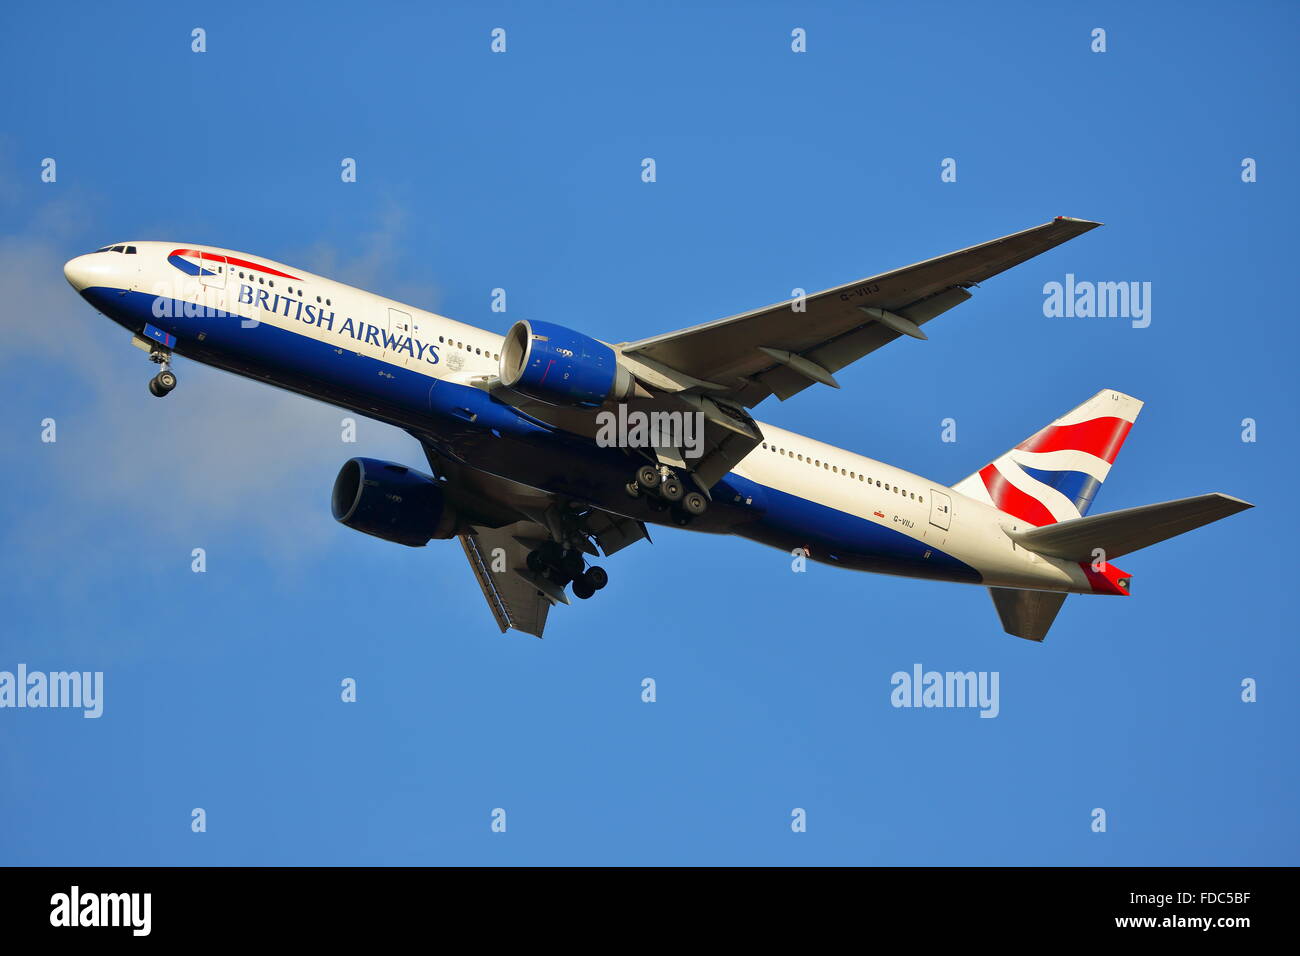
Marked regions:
[82,287,981,584]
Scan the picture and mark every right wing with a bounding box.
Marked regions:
[617,217,1101,408]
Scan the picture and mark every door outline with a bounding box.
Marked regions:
[387,308,412,362]
[929,489,952,530]
[198,252,226,289]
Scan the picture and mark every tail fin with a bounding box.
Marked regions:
[952,388,1143,526]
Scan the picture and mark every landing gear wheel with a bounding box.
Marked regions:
[583,566,608,591]
[538,541,563,566]
[635,465,661,492]
[624,481,642,499]
[660,478,684,502]
[682,491,708,516]
[572,577,596,600]
[148,372,175,397]
[561,550,586,580]
[526,549,547,575]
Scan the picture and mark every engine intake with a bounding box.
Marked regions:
[331,458,458,547]
[499,319,638,407]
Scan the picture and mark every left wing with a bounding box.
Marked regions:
[460,521,565,638]
[415,436,650,638]
[617,217,1100,407]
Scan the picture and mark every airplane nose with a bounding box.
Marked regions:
[63,254,111,292]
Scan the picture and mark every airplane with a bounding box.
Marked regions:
[62,218,1252,641]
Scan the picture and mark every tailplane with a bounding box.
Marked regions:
[1006,493,1254,562]
[989,588,1067,642]
[989,493,1252,642]
[959,390,1254,642]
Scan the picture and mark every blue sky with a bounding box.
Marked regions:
[1,0,1295,865]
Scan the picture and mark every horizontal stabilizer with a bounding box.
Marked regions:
[1007,493,1253,561]
[989,587,1068,642]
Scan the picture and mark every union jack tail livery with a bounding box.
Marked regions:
[952,389,1143,527]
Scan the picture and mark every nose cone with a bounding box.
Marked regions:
[63,254,113,292]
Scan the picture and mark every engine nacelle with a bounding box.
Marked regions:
[330,458,458,547]
[499,319,639,407]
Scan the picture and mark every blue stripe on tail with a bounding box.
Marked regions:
[1019,466,1103,515]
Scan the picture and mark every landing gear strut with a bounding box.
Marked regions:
[148,349,177,398]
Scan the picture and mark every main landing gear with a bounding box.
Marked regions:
[147,349,177,398]
[526,540,610,601]
[625,464,708,526]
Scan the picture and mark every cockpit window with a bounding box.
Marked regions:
[125,246,137,254]
[95,246,113,252]
[111,245,125,252]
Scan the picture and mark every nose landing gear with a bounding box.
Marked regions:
[147,349,177,398]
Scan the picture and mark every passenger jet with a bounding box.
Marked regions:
[63,218,1252,640]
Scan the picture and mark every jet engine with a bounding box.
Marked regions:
[499,319,640,407]
[330,458,459,547]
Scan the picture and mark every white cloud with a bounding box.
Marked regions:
[0,200,435,567]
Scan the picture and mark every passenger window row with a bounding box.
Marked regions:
[235,269,332,307]
[435,335,500,361]
[759,441,923,504]
[184,258,506,362]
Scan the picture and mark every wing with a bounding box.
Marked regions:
[618,217,1101,407]
[414,436,650,638]
[459,520,563,638]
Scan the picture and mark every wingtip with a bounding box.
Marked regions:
[1215,493,1255,511]
[1053,215,1104,229]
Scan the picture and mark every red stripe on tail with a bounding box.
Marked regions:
[1016,417,1133,464]
[978,465,1057,527]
